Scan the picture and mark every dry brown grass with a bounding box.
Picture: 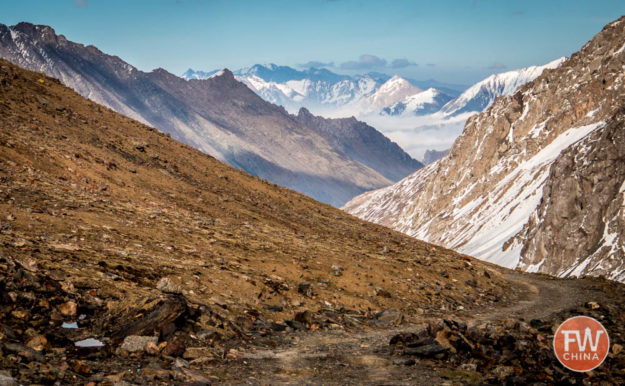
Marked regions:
[0,58,510,331]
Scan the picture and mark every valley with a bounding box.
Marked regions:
[1,48,624,384]
[2,3,625,384]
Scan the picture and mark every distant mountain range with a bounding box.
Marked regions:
[182,64,466,118]
[184,60,562,121]
[382,87,454,117]
[0,22,422,206]
[185,60,567,163]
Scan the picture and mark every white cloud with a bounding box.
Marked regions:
[340,54,387,70]
[391,58,417,68]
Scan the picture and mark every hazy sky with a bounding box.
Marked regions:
[1,0,624,84]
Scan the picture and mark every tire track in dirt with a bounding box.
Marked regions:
[229,270,604,384]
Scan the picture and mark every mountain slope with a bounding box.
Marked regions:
[295,108,423,181]
[344,17,625,281]
[440,57,566,117]
[0,58,512,383]
[0,22,421,206]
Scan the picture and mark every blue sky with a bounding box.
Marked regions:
[1,0,624,84]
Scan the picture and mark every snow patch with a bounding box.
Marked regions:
[453,122,605,268]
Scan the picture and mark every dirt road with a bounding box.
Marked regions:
[210,271,610,385]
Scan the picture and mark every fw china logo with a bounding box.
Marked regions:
[553,316,610,372]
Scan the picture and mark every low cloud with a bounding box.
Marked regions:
[488,62,507,70]
[390,58,417,68]
[74,0,88,8]
[299,60,334,68]
[340,54,387,70]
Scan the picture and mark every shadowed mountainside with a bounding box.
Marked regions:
[0,22,422,206]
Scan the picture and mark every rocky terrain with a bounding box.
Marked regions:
[0,22,422,207]
[344,17,625,282]
[2,56,625,384]
[219,273,625,384]
[0,58,505,384]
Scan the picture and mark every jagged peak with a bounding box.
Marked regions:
[221,68,234,77]
[9,22,57,43]
[297,107,313,117]
[150,67,170,75]
[12,21,55,33]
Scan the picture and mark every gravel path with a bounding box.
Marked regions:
[213,270,608,384]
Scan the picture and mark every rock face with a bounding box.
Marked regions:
[344,17,625,281]
[516,109,625,280]
[0,22,421,206]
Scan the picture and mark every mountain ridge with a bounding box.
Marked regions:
[183,63,464,119]
[0,21,421,206]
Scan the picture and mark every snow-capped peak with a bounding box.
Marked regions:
[441,57,566,116]
[377,75,421,95]
[380,87,455,117]
[362,75,422,111]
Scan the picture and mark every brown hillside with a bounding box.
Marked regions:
[0,59,509,383]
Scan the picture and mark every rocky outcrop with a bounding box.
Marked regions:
[516,109,625,281]
[389,300,625,384]
[344,17,625,280]
[0,22,421,206]
[422,149,450,165]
